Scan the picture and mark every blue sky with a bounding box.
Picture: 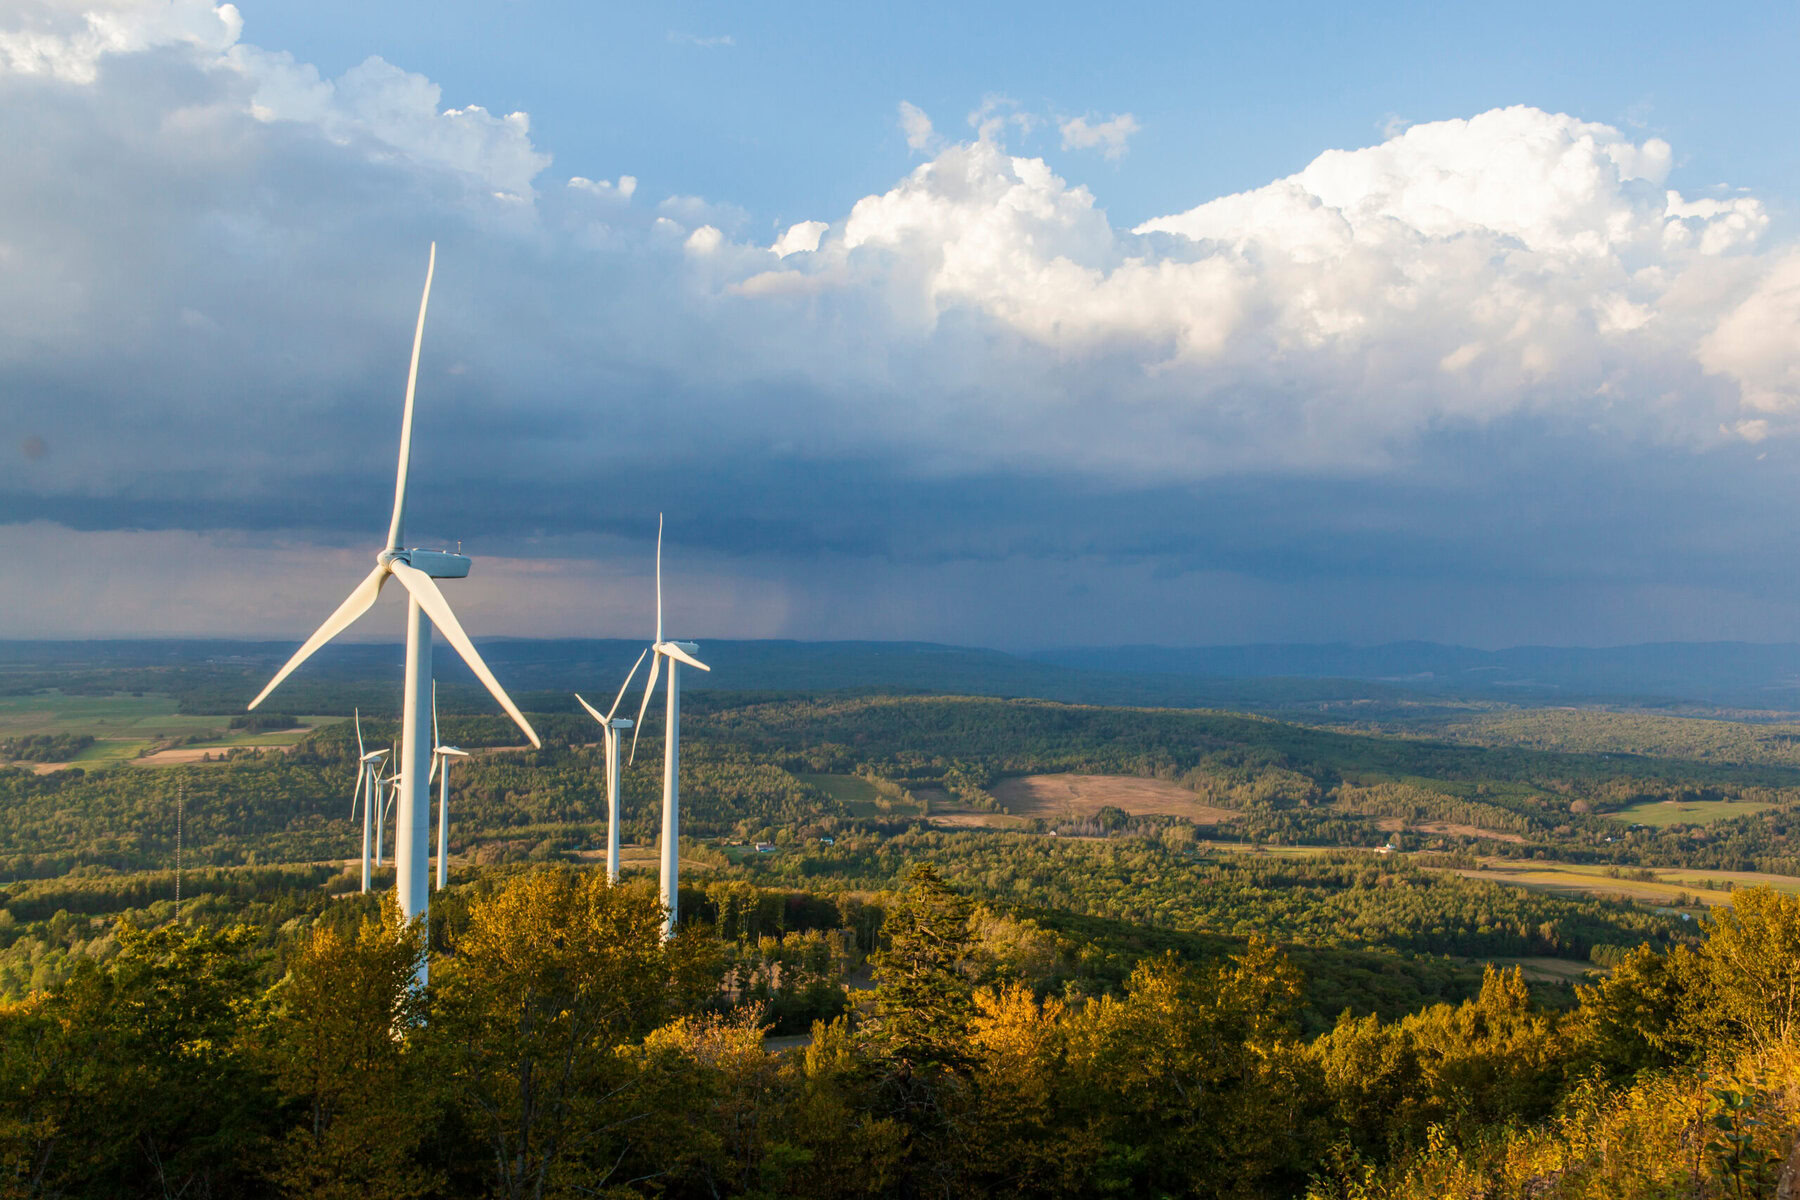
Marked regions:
[3,1,1800,649]
[235,0,1800,233]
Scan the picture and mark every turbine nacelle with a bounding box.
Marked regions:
[380,548,471,578]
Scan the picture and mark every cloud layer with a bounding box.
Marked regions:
[4,1,1800,643]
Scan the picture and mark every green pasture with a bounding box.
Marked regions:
[796,772,927,817]
[0,692,326,766]
[0,692,222,740]
[1610,797,1777,827]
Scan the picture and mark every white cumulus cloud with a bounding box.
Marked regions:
[898,100,938,153]
[1058,112,1139,160]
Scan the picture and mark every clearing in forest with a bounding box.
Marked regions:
[1610,797,1777,827]
[990,774,1241,824]
[1375,817,1528,844]
[1446,858,1800,908]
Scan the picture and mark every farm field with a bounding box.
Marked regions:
[796,772,924,817]
[990,773,1242,823]
[1374,816,1527,844]
[1610,796,1778,826]
[0,691,321,768]
[1444,857,1800,909]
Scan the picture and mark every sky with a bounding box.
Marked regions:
[4,0,1800,650]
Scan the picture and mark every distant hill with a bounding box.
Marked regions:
[5,638,1800,715]
[1033,641,1800,710]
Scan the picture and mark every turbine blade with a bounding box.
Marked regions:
[575,692,608,727]
[351,763,364,818]
[248,564,388,709]
[655,513,663,644]
[662,642,710,672]
[388,560,542,748]
[386,242,436,553]
[607,649,649,721]
[429,753,439,785]
[432,679,440,749]
[355,707,365,758]
[630,650,662,764]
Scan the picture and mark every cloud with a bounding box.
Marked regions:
[898,100,937,153]
[667,31,734,49]
[569,173,637,201]
[771,220,827,257]
[1059,112,1139,160]
[0,0,239,83]
[5,12,1800,642]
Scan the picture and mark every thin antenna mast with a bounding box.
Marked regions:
[175,779,184,921]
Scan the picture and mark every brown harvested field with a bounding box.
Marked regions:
[991,774,1241,823]
[1375,817,1528,845]
[927,809,1030,830]
[136,746,231,766]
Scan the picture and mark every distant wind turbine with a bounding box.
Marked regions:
[246,244,540,984]
[348,710,388,893]
[575,648,646,883]
[629,516,710,938]
[375,745,400,869]
[428,681,469,890]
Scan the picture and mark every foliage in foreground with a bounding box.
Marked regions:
[6,870,1800,1197]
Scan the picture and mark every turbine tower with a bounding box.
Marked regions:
[630,516,710,937]
[349,710,388,893]
[429,681,469,890]
[575,648,646,883]
[247,244,540,983]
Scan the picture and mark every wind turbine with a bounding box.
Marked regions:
[375,748,398,868]
[246,244,540,983]
[575,648,646,884]
[629,516,710,937]
[428,681,469,890]
[349,710,388,893]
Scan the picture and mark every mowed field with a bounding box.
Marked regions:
[1448,857,1800,909]
[1610,797,1778,827]
[989,774,1242,823]
[0,692,321,769]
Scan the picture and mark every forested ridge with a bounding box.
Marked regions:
[9,693,1800,878]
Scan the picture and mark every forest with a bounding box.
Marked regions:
[3,864,1800,1198]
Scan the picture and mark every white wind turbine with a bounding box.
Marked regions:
[428,681,469,890]
[348,709,388,893]
[575,648,646,884]
[374,743,399,868]
[247,244,540,983]
[629,516,710,938]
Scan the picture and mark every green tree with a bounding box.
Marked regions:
[0,924,275,1197]
[260,899,436,1199]
[425,869,716,1200]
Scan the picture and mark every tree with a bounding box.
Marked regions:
[0,924,276,1197]
[1696,887,1800,1049]
[260,899,436,1199]
[865,861,977,1196]
[867,862,975,1075]
[425,869,716,1199]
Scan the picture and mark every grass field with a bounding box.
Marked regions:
[1610,797,1778,827]
[796,773,927,817]
[0,692,224,739]
[0,692,325,769]
[1443,857,1800,910]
